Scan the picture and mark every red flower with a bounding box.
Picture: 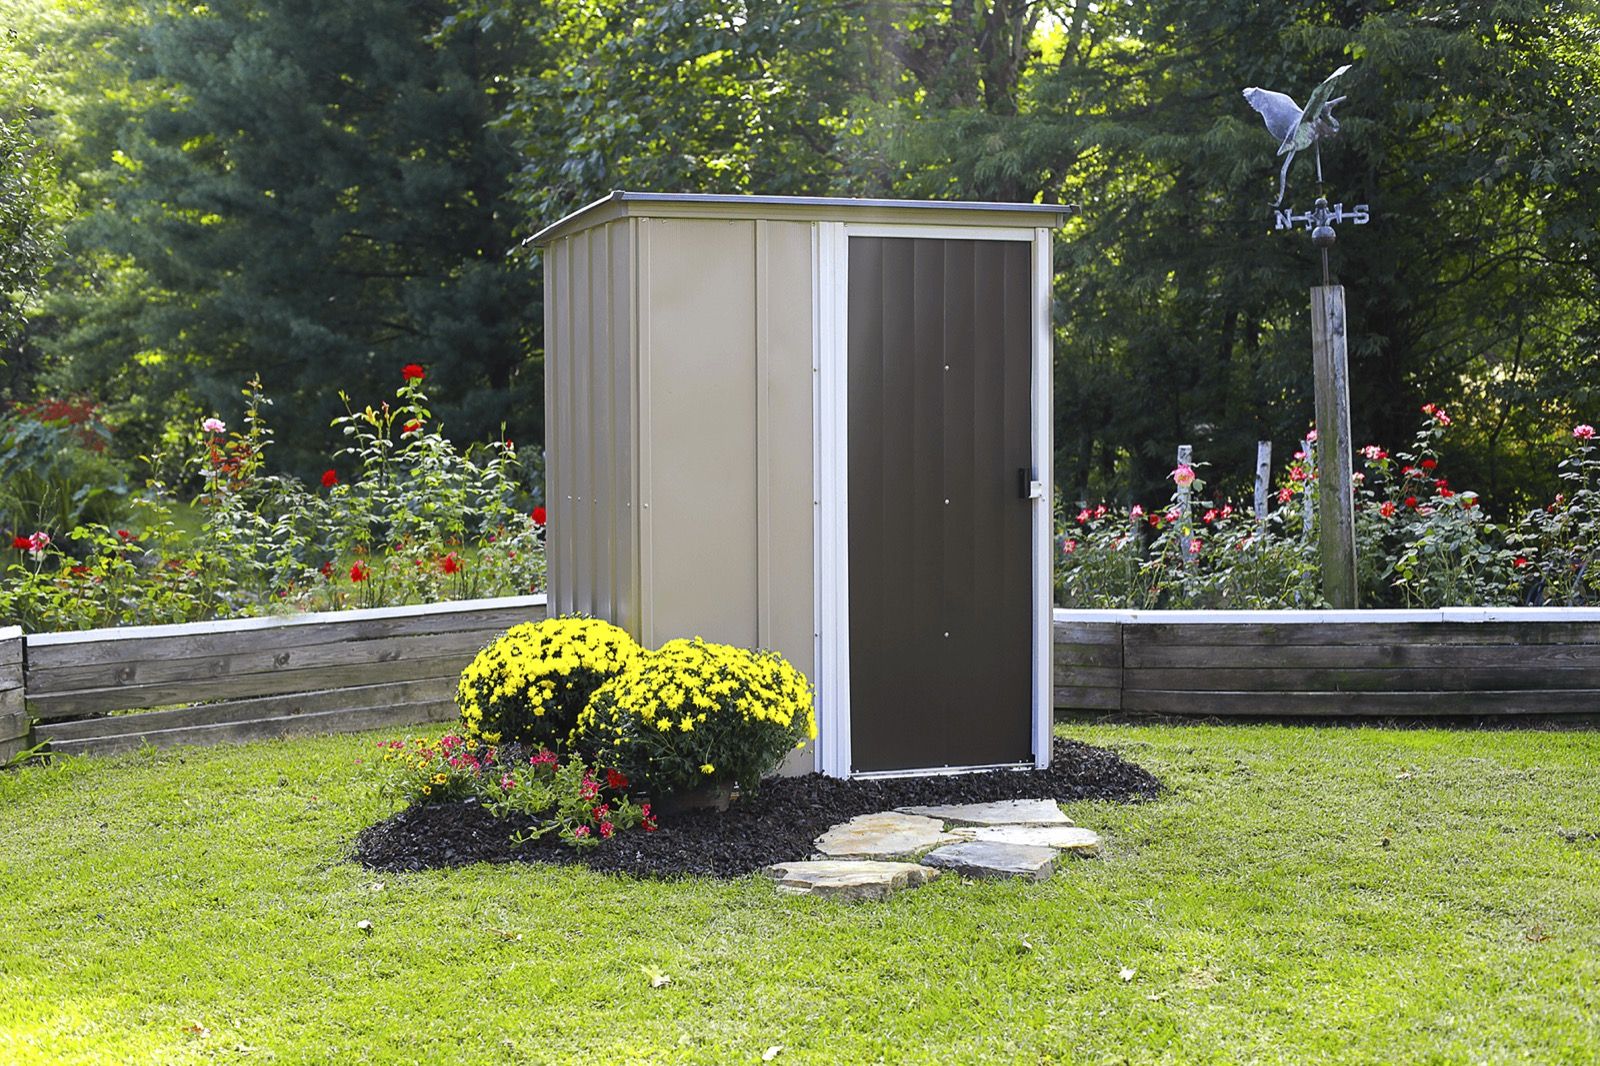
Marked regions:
[1421,458,1437,470]
[1380,501,1396,518]
[321,469,338,488]
[606,768,629,790]
[318,561,334,579]
[599,821,615,839]
[350,561,369,582]
[402,420,422,434]
[11,535,29,550]
[531,506,547,527]
[401,363,425,381]
[1515,556,1529,568]
[116,529,133,541]
[439,552,461,575]
[69,564,89,576]
[1438,488,1454,499]
[1405,496,1418,509]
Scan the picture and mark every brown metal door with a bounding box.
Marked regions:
[847,236,1034,772]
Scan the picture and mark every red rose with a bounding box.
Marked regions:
[1405,496,1418,508]
[606,768,629,790]
[1421,458,1437,470]
[350,561,369,582]
[531,506,547,527]
[321,469,338,488]
[439,552,461,575]
[318,561,334,578]
[1515,556,1529,568]
[401,363,425,381]
[1379,501,1396,518]
[11,535,29,550]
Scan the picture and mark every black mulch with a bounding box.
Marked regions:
[352,737,1160,880]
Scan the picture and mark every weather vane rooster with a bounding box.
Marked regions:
[1243,64,1351,206]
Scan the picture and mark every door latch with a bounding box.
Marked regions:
[1018,468,1044,500]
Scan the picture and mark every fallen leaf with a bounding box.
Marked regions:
[491,927,523,942]
[182,1023,210,1038]
[1525,924,1550,943]
[650,972,672,989]
[356,919,373,934]
[1018,937,1034,954]
[762,1046,783,1061]
[1395,771,1413,781]
[369,882,386,892]
[1119,967,1136,983]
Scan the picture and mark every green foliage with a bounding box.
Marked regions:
[1056,407,1531,608]
[0,367,546,631]
[1511,427,1600,605]
[0,399,130,536]
[455,617,642,751]
[30,0,538,474]
[577,637,816,796]
[369,734,648,848]
[0,107,53,350]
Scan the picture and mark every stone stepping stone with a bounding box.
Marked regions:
[764,860,942,901]
[922,841,1057,882]
[812,812,958,860]
[947,824,1103,856]
[897,799,1071,827]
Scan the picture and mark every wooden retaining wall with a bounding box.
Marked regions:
[1,627,24,764]
[23,596,547,756]
[1053,608,1600,717]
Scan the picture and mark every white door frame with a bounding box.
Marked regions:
[812,221,1054,778]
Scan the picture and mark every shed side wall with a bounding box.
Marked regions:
[545,222,637,628]
[638,218,815,676]
[641,218,760,647]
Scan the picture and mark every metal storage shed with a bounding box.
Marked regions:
[531,192,1071,778]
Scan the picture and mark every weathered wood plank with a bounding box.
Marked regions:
[27,653,474,719]
[1053,641,1121,669]
[1052,620,1122,645]
[46,700,458,757]
[26,626,503,696]
[1052,665,1122,689]
[1,705,27,740]
[1127,665,1600,692]
[1122,621,1600,648]
[0,628,21,667]
[0,661,21,690]
[35,677,460,744]
[1052,685,1122,711]
[1125,641,1600,671]
[1121,688,1600,716]
[26,599,547,670]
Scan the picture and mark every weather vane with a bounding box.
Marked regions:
[1244,63,1370,282]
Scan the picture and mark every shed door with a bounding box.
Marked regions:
[847,236,1034,772]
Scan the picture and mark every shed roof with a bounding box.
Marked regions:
[528,191,1074,247]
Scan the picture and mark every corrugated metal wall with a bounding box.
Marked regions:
[545,219,639,631]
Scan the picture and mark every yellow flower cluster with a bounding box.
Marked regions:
[456,616,641,749]
[574,637,816,795]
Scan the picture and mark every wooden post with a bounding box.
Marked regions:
[1176,444,1194,566]
[1253,441,1272,524]
[1312,285,1358,608]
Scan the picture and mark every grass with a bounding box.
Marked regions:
[2,724,1598,1064]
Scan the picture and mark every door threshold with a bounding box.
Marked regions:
[849,761,1034,781]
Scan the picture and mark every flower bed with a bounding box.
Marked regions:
[1057,408,1600,609]
[2,366,545,632]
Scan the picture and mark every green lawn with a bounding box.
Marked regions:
[2,724,1597,1064]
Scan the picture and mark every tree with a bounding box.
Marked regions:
[1033,0,1600,512]
[39,0,537,474]
[0,17,60,361]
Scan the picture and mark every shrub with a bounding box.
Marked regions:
[576,637,816,797]
[1512,425,1600,605]
[455,616,641,749]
